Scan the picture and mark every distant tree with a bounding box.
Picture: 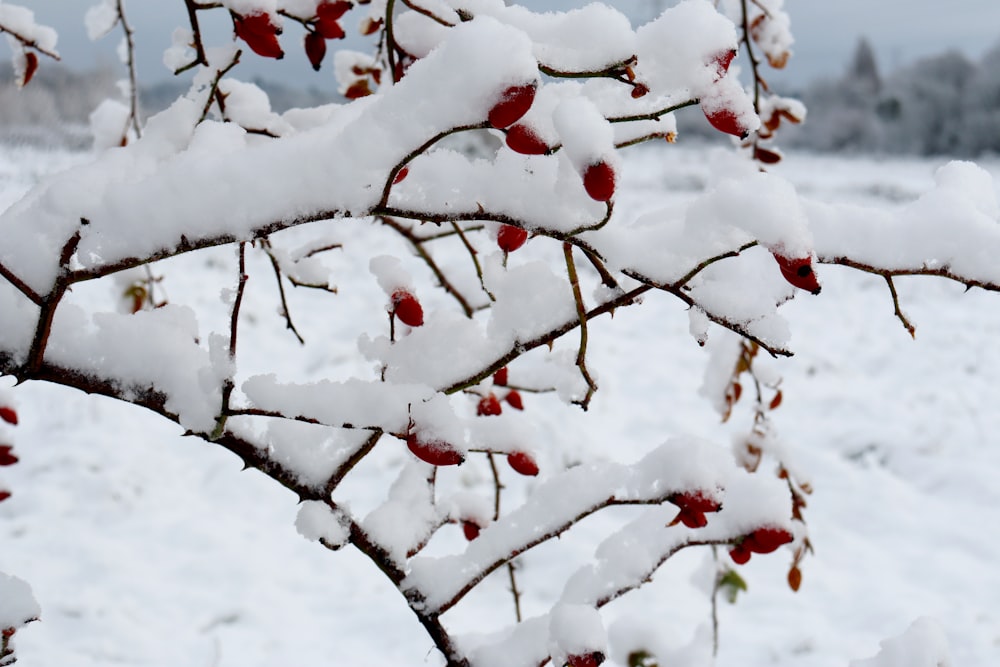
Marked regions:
[878,50,974,155]
[956,42,1000,155]
[846,36,881,96]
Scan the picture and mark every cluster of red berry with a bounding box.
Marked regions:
[0,403,19,503]
[728,526,794,564]
[665,486,794,565]
[232,1,357,69]
[487,84,617,203]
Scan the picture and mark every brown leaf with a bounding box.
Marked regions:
[21,52,38,87]
[731,381,743,404]
[787,566,802,592]
[767,51,790,70]
[768,389,783,410]
[754,146,782,165]
[343,79,373,99]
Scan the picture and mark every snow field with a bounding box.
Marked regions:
[0,144,998,666]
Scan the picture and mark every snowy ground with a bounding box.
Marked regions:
[1,143,999,667]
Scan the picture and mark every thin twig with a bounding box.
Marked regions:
[0,23,60,60]
[400,0,455,27]
[884,274,916,338]
[211,242,247,440]
[450,222,493,303]
[379,216,476,317]
[260,238,306,345]
[486,452,523,622]
[178,0,211,72]
[563,243,597,410]
[25,225,84,374]
[116,0,143,138]
[198,51,242,124]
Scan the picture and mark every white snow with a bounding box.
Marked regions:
[0,145,998,667]
[0,572,39,628]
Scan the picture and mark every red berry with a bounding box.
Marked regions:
[496,224,528,253]
[703,105,750,139]
[772,254,821,294]
[393,166,409,184]
[677,507,708,529]
[0,490,10,503]
[0,407,17,425]
[747,526,794,554]
[710,49,736,81]
[406,433,464,466]
[487,83,536,129]
[233,13,284,59]
[630,82,649,99]
[670,490,722,514]
[304,31,327,71]
[493,367,508,387]
[507,451,539,476]
[315,0,351,39]
[0,445,18,466]
[477,394,502,416]
[504,390,524,411]
[567,652,605,667]
[462,520,481,541]
[392,289,424,327]
[729,543,752,565]
[582,161,616,202]
[505,124,549,155]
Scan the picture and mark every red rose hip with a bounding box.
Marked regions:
[391,289,424,327]
[488,84,537,129]
[582,161,616,202]
[407,433,464,466]
[507,451,539,476]
[505,124,549,155]
[497,225,528,253]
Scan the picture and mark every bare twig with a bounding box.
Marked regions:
[25,225,84,375]
[486,453,523,622]
[198,51,242,124]
[0,23,60,61]
[401,0,456,27]
[116,0,143,138]
[884,274,916,338]
[378,216,477,317]
[260,238,307,345]
[450,222,493,303]
[211,243,247,439]
[178,0,211,73]
[563,243,598,410]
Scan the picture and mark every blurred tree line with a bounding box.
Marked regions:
[679,36,1000,158]
[780,37,1000,156]
[0,65,336,149]
[1,35,998,156]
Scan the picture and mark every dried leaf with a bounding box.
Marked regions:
[343,79,373,99]
[21,52,38,88]
[754,146,782,164]
[787,565,802,592]
[769,389,783,410]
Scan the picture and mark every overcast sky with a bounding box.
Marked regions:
[18,0,1000,91]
